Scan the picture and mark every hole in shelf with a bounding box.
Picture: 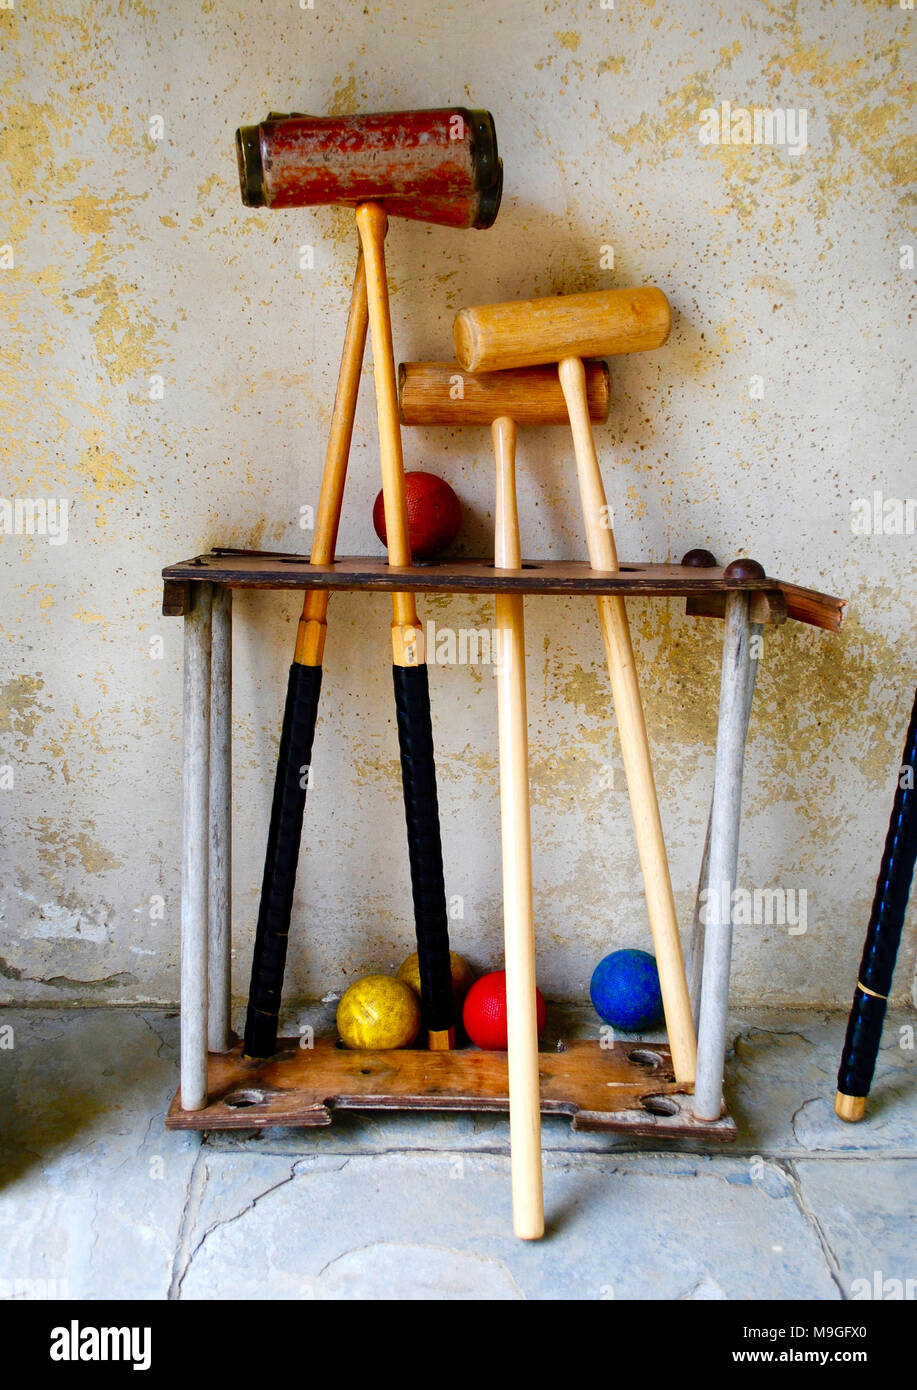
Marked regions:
[628,1048,664,1069]
[224,1089,266,1108]
[641,1094,679,1117]
[480,563,541,571]
[360,1067,373,1075]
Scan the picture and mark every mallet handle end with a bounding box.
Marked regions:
[834,1091,867,1123]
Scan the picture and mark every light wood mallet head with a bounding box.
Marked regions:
[453,287,670,372]
[398,360,610,426]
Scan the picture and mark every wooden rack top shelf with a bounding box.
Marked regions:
[162,550,845,632]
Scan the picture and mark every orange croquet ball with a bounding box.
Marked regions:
[462,970,547,1050]
[396,950,475,1012]
[372,471,462,561]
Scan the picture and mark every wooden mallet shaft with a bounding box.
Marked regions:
[295,250,368,666]
[243,255,367,1059]
[493,416,544,1239]
[559,358,695,1085]
[400,361,587,1238]
[453,289,696,1087]
[358,202,454,1050]
[356,205,422,648]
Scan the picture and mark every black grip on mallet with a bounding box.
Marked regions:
[837,686,917,1100]
[392,663,454,1035]
[244,661,323,1058]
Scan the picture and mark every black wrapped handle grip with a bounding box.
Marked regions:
[244,662,322,1058]
[837,686,917,1100]
[393,663,454,1035]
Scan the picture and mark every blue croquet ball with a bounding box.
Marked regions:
[590,949,664,1031]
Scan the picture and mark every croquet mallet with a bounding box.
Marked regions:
[836,685,917,1121]
[235,109,503,1056]
[400,359,610,1238]
[453,288,697,1085]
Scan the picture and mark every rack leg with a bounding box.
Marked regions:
[181,583,212,1110]
[686,638,760,1032]
[208,586,232,1053]
[686,807,712,1031]
[693,593,761,1120]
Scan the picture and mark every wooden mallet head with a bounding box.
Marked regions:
[453,287,670,372]
[236,108,503,229]
[398,361,610,427]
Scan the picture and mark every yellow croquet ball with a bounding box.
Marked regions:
[336,974,421,1050]
[396,950,475,1010]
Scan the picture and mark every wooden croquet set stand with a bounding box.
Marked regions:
[162,550,843,1140]
[161,106,848,1241]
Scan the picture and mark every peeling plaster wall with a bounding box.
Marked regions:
[0,0,914,1011]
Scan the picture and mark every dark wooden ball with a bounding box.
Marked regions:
[681,547,718,568]
[723,557,766,581]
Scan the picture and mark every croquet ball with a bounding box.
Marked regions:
[372,471,462,561]
[336,974,421,1050]
[590,949,664,1032]
[462,970,547,1050]
[396,950,475,1010]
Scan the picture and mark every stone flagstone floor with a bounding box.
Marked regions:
[0,1005,914,1300]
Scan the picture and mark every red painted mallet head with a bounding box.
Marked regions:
[236,107,503,229]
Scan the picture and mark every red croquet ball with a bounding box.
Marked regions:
[462,970,547,1050]
[372,471,462,561]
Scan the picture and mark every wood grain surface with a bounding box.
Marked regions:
[161,552,845,630]
[164,1035,738,1140]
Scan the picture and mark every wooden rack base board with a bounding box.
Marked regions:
[165,1036,737,1141]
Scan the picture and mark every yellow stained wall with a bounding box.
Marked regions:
[0,0,914,1009]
